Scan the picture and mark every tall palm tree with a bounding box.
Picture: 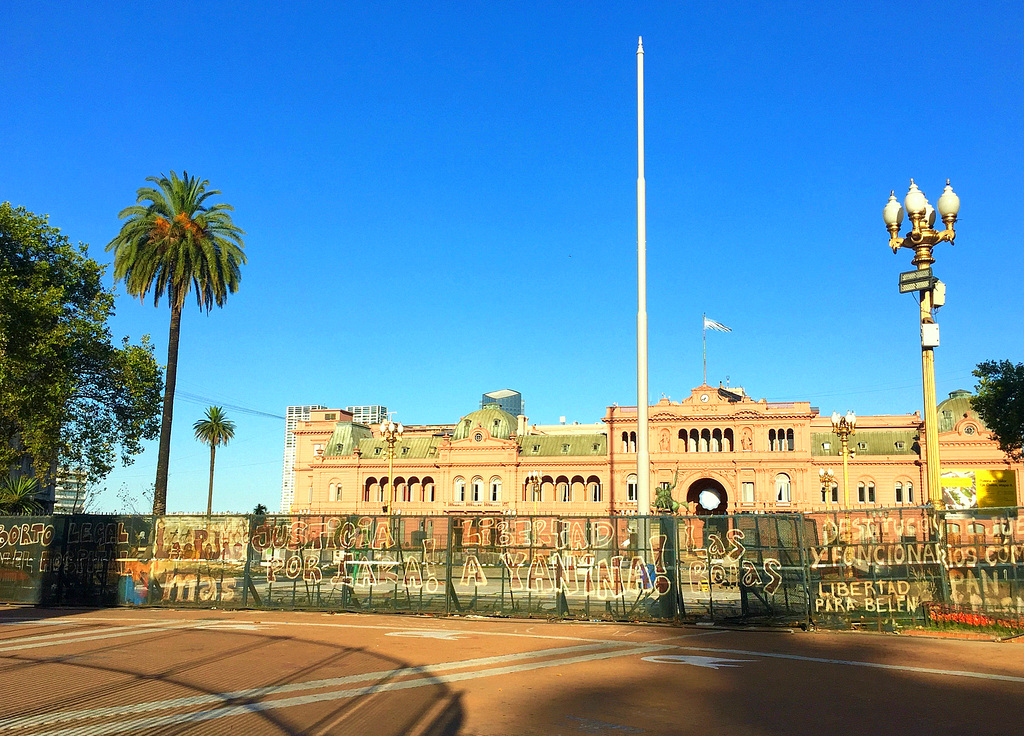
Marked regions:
[193,406,236,516]
[106,172,245,515]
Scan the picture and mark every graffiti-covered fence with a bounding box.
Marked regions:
[0,509,1021,630]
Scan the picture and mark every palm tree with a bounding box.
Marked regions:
[106,172,245,515]
[193,406,236,516]
[0,476,42,515]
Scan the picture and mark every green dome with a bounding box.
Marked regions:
[937,390,985,433]
[453,403,517,440]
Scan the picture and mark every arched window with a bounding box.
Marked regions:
[333,483,342,502]
[712,429,722,452]
[857,482,866,504]
[571,477,585,502]
[689,429,699,453]
[724,428,734,452]
[678,429,688,452]
[907,482,914,503]
[621,431,629,453]
[588,477,602,502]
[775,473,791,503]
[423,479,435,502]
[559,481,571,502]
[364,478,374,502]
[769,429,777,452]
[490,476,502,502]
[895,482,903,504]
[471,476,484,502]
[700,429,710,453]
[629,432,637,453]
[867,482,875,503]
[453,477,466,502]
[627,474,638,502]
[786,428,795,451]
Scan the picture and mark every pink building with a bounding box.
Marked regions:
[289,386,1022,515]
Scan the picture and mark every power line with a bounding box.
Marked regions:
[175,391,285,420]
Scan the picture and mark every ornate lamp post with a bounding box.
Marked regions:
[380,420,404,513]
[884,179,960,507]
[525,471,541,517]
[818,467,836,506]
[830,411,856,507]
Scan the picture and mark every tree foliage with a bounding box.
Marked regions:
[972,359,1024,462]
[106,172,245,515]
[0,476,42,515]
[0,203,164,489]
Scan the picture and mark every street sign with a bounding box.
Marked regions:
[898,268,936,293]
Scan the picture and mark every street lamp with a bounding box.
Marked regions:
[884,179,959,507]
[380,420,404,513]
[818,467,836,506]
[830,411,856,507]
[525,471,541,517]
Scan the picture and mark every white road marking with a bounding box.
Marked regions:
[0,641,635,731]
[0,619,262,653]
[677,645,1024,684]
[13,644,675,736]
[642,654,753,669]
[0,624,174,653]
[385,630,464,640]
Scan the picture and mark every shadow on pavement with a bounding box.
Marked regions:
[0,609,463,736]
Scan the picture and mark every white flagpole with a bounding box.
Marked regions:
[702,313,707,386]
[636,36,651,516]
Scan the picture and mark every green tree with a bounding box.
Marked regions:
[0,203,163,493]
[972,360,1024,462]
[0,477,42,515]
[193,406,236,516]
[106,172,246,515]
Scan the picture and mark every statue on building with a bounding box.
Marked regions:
[654,468,681,514]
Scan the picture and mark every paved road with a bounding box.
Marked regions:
[0,607,1021,735]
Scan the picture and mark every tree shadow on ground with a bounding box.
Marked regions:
[0,609,462,736]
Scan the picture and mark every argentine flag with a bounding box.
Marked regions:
[703,316,731,333]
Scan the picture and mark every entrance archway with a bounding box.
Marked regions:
[686,478,729,516]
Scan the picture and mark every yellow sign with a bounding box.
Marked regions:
[941,469,1018,509]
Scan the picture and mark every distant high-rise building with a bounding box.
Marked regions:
[281,405,326,511]
[53,468,87,514]
[346,405,389,427]
[481,389,522,417]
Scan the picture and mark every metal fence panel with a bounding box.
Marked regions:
[674,513,809,623]
[0,515,60,604]
[939,507,1023,633]
[802,507,942,630]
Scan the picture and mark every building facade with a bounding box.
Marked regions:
[288,386,1022,515]
[53,468,87,514]
[281,404,327,512]
[345,405,389,427]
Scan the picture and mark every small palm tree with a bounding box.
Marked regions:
[193,407,236,516]
[0,476,42,515]
[107,171,245,516]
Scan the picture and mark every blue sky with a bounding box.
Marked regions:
[3,3,1021,513]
